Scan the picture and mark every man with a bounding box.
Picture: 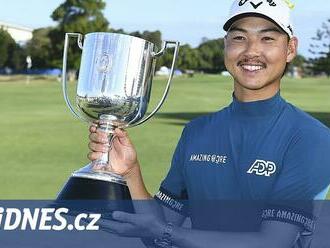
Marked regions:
[88,0,330,247]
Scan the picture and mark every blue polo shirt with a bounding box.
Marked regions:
[155,91,330,232]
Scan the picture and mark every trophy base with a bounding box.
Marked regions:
[56,169,133,213]
[57,176,132,200]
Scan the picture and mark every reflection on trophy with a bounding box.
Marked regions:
[57,32,179,202]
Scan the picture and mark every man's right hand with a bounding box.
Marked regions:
[88,124,140,178]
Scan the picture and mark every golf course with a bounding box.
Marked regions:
[0,74,329,199]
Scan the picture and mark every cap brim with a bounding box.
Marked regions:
[223,12,288,36]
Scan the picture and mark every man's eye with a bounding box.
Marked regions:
[233,36,245,41]
[262,36,275,41]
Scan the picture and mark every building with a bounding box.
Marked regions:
[0,20,33,45]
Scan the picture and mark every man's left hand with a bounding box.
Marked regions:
[98,211,165,239]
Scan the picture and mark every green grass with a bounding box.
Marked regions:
[0,74,329,199]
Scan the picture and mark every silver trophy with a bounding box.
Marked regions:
[57,32,179,201]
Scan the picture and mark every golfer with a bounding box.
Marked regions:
[88,0,330,247]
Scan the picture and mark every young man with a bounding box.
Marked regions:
[88,0,330,247]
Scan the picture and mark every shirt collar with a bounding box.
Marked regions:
[230,91,285,118]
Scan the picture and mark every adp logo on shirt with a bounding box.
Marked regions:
[247,159,277,177]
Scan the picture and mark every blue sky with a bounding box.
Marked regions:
[1,0,330,57]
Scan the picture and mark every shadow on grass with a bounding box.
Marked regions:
[155,112,208,126]
[308,112,330,127]
[155,112,330,127]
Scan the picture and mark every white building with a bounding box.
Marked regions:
[0,20,33,45]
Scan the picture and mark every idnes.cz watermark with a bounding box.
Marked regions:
[0,207,100,231]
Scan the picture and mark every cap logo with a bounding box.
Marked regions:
[287,25,293,35]
[239,0,249,6]
[238,0,277,8]
[250,1,263,9]
[266,0,277,6]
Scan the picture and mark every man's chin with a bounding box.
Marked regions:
[243,85,267,91]
[236,81,267,91]
[235,79,281,93]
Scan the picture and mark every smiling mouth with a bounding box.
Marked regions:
[237,60,267,72]
[240,64,265,72]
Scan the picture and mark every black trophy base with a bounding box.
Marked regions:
[56,176,133,213]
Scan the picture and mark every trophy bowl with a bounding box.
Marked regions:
[56,32,179,206]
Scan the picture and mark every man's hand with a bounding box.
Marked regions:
[98,211,165,239]
[88,124,140,178]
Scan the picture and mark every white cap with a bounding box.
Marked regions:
[223,0,294,38]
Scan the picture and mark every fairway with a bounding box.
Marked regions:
[0,75,329,199]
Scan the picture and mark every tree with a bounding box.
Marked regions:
[0,29,25,71]
[308,19,330,76]
[197,38,225,73]
[157,46,175,71]
[176,45,200,71]
[287,54,306,75]
[0,29,15,68]
[49,0,110,68]
[291,54,306,68]
[157,38,226,74]
[141,30,162,49]
[7,43,26,71]
[26,27,54,69]
[128,30,162,49]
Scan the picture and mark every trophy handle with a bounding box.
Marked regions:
[62,32,87,122]
[129,40,180,128]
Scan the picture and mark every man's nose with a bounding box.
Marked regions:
[244,39,261,57]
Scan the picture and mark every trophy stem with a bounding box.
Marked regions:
[90,114,126,185]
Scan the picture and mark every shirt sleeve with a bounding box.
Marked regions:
[262,126,330,232]
[154,128,189,216]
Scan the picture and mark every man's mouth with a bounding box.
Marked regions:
[237,61,267,72]
[241,64,264,72]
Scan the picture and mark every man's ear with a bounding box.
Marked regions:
[287,37,298,63]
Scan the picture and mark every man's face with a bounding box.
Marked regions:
[224,16,297,93]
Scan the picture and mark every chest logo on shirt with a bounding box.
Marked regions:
[189,154,227,165]
[247,159,276,177]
